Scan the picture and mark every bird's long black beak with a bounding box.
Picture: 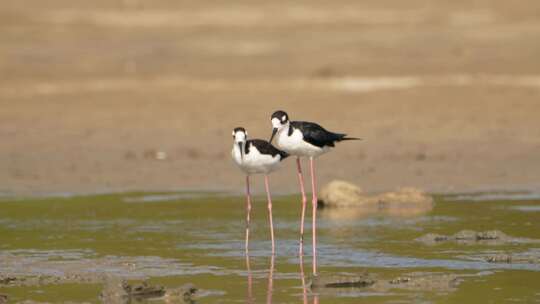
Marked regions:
[238,142,244,160]
[269,128,277,143]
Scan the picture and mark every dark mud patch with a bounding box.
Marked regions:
[311,273,375,289]
[415,230,539,245]
[374,272,462,293]
[0,273,98,286]
[100,278,166,303]
[99,277,198,304]
[310,271,466,294]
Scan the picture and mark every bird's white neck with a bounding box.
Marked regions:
[280,122,290,135]
[232,141,246,163]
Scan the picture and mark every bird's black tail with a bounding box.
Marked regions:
[335,133,362,141]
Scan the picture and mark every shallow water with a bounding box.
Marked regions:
[1,193,540,303]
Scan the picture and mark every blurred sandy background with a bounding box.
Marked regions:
[1,0,539,196]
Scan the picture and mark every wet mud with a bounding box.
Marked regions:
[415,230,539,245]
[484,250,540,264]
[311,271,463,294]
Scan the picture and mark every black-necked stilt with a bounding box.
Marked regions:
[232,127,289,254]
[269,111,359,274]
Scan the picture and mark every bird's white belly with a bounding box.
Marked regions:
[275,128,329,157]
[232,146,281,175]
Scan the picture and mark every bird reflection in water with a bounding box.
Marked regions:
[246,254,253,304]
[245,254,274,304]
[267,255,274,304]
[245,253,318,304]
[300,253,319,304]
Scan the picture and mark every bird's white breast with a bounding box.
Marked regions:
[232,143,282,174]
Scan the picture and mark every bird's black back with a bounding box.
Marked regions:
[289,121,352,148]
[246,139,289,159]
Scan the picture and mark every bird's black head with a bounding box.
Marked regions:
[232,127,247,140]
[271,110,289,124]
[233,127,246,137]
[232,127,247,159]
[269,110,289,143]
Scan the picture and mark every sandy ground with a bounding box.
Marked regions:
[1,0,540,196]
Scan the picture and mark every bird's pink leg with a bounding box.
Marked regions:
[245,175,252,254]
[264,175,275,254]
[296,157,307,255]
[309,157,318,275]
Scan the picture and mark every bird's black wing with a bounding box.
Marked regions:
[290,121,349,148]
[246,139,289,159]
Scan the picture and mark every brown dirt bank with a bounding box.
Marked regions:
[1,0,540,196]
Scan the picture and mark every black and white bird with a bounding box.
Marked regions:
[232,127,289,254]
[268,111,359,274]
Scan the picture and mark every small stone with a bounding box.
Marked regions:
[415,153,427,161]
[313,66,338,78]
[0,294,8,304]
[155,151,167,161]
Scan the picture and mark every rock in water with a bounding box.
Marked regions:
[319,180,366,207]
[100,277,165,303]
[0,294,7,304]
[165,283,198,302]
[416,230,524,245]
[318,180,433,218]
[126,281,165,299]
